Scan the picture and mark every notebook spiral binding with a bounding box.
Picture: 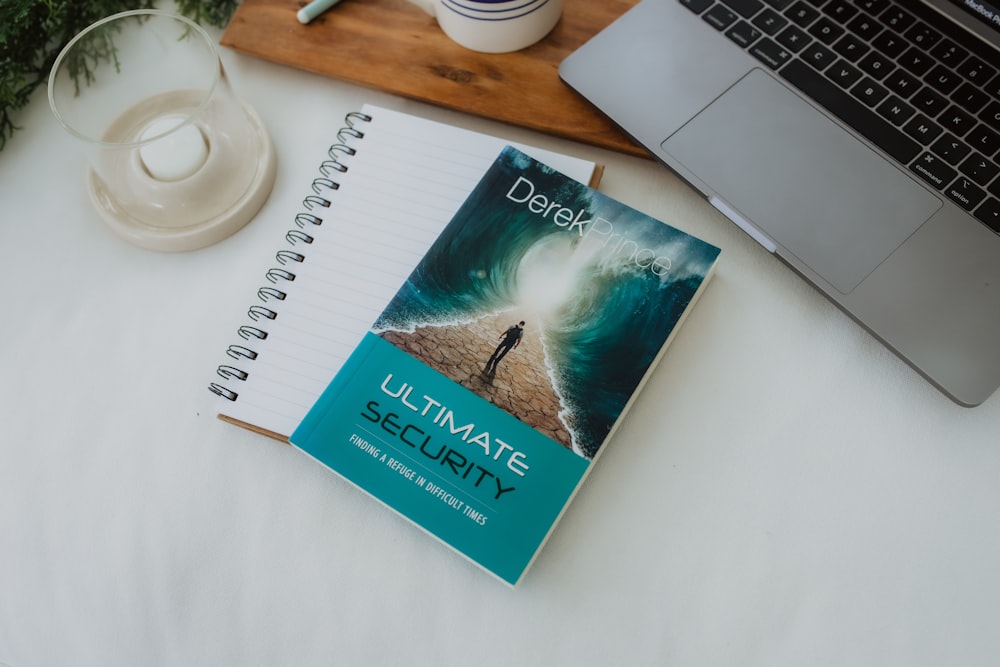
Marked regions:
[209,111,372,402]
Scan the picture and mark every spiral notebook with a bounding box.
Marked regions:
[209,105,602,441]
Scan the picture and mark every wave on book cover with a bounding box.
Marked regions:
[374,147,718,458]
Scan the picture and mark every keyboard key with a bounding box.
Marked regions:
[979,101,1000,133]
[952,83,989,114]
[876,95,915,125]
[776,24,812,51]
[987,177,1000,199]
[925,64,961,95]
[938,105,975,137]
[911,152,956,189]
[801,42,837,70]
[764,0,797,9]
[931,133,971,164]
[912,87,948,117]
[966,125,1000,157]
[786,0,821,26]
[880,6,914,32]
[845,13,882,40]
[822,0,858,22]
[897,46,933,76]
[930,38,968,69]
[851,77,889,106]
[946,176,987,211]
[959,56,995,85]
[750,37,793,68]
[973,198,1000,234]
[903,114,943,144]
[903,21,941,49]
[883,68,920,97]
[681,0,715,12]
[856,0,890,14]
[721,0,764,18]
[858,51,893,79]
[826,59,864,88]
[753,8,789,33]
[781,59,922,163]
[808,16,844,43]
[833,33,869,61]
[987,73,1000,99]
[958,153,1000,186]
[704,5,739,29]
[727,20,763,47]
[872,31,907,58]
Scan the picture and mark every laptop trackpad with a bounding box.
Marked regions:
[662,68,941,294]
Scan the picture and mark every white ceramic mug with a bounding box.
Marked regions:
[407,0,564,53]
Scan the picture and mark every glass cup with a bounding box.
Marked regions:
[48,10,276,251]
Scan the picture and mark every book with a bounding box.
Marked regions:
[289,146,721,586]
[209,105,602,440]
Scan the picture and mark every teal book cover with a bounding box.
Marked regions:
[291,147,721,585]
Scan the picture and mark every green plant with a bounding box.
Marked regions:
[0,0,239,150]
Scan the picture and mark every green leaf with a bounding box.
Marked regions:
[0,0,239,150]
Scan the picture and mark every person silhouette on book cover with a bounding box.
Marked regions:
[485,321,525,374]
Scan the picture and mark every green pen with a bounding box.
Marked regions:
[297,0,346,24]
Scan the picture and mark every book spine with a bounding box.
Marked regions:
[208,110,372,402]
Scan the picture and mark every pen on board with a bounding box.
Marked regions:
[297,0,345,24]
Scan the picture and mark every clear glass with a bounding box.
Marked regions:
[48,10,275,251]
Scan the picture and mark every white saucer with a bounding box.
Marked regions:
[86,103,277,252]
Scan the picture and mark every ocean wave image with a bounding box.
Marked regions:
[374,147,718,458]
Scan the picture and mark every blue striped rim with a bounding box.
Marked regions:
[452,0,532,3]
[441,0,552,20]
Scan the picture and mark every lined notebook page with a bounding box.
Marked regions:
[214,105,599,440]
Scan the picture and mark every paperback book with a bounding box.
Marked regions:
[290,147,721,585]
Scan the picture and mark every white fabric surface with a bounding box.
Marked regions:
[2,22,999,667]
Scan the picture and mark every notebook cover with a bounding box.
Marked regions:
[290,147,720,585]
[219,0,647,158]
[210,105,604,440]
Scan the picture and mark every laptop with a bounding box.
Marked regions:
[560,0,1000,406]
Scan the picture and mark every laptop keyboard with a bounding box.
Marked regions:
[680,0,1000,234]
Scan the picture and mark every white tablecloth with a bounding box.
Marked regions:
[2,19,998,667]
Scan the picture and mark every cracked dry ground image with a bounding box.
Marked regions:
[379,312,573,450]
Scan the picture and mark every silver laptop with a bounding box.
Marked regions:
[560,0,1000,406]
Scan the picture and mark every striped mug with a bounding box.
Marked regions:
[407,0,564,53]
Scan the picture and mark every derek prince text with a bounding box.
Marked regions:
[506,176,673,276]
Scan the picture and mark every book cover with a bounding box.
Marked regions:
[290,147,721,585]
[209,105,603,441]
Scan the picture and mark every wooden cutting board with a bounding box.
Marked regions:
[220,0,648,158]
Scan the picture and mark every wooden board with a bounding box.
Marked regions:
[220,0,648,158]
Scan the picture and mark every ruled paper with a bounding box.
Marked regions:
[214,105,599,440]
